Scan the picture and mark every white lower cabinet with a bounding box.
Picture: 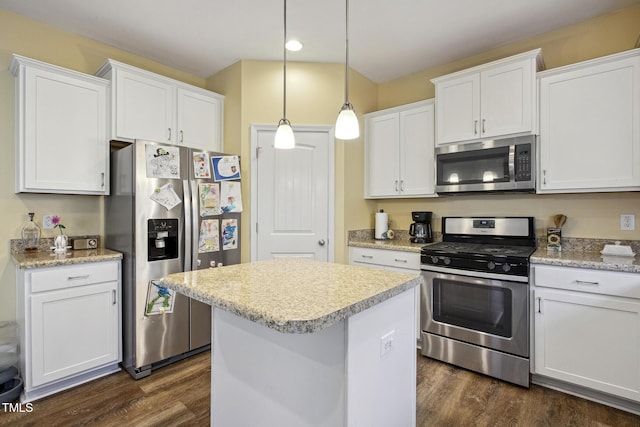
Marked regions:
[17,261,122,402]
[349,246,422,345]
[532,264,640,403]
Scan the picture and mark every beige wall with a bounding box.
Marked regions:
[0,9,208,321]
[1,4,640,321]
[370,4,640,239]
[377,5,640,108]
[207,60,377,263]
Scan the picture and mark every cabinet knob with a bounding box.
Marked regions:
[318,239,326,246]
[482,119,486,134]
[167,128,172,141]
[180,130,184,143]
[474,120,478,135]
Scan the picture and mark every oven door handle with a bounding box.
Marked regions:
[420,265,529,283]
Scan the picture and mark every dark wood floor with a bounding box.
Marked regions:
[2,351,639,426]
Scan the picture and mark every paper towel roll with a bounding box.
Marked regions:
[375,211,389,239]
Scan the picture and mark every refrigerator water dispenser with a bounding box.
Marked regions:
[147,219,178,261]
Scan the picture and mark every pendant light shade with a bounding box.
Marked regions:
[335,103,359,140]
[275,118,295,149]
[335,0,359,140]
[275,0,295,149]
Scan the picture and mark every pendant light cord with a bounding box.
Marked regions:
[282,0,288,121]
[344,0,350,105]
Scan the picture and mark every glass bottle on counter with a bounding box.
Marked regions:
[21,212,41,252]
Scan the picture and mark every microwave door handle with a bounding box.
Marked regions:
[508,145,516,182]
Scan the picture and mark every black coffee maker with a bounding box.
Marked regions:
[409,211,433,243]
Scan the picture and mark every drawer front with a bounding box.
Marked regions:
[29,261,119,293]
[533,264,640,299]
[350,247,420,270]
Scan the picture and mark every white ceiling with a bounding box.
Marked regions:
[1,0,639,83]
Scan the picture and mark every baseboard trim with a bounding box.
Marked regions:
[532,374,640,416]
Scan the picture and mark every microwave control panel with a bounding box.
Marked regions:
[514,144,532,181]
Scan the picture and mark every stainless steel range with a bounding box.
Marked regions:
[420,216,536,387]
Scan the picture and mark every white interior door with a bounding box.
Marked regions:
[251,125,334,261]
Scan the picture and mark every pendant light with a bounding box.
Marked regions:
[335,0,359,140]
[274,0,295,149]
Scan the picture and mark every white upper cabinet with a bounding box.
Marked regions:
[10,55,110,195]
[364,100,436,198]
[537,48,640,193]
[97,60,224,152]
[112,66,175,144]
[432,49,543,145]
[177,87,222,149]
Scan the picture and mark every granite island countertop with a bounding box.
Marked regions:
[12,248,122,269]
[160,258,422,334]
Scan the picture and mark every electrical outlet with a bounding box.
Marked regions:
[620,214,635,231]
[379,330,395,359]
[42,214,57,230]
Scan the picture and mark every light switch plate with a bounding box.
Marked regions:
[620,214,635,231]
[42,214,57,230]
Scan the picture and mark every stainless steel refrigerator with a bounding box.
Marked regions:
[105,140,241,379]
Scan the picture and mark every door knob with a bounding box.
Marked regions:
[318,239,326,246]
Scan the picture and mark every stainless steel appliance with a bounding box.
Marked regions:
[435,136,535,194]
[420,216,536,387]
[105,140,241,379]
[409,211,433,243]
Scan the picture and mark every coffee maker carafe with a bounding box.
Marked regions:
[409,211,433,243]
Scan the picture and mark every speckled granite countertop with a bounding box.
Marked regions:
[347,229,438,253]
[349,230,640,274]
[531,237,640,273]
[160,258,422,334]
[531,248,640,274]
[12,247,122,269]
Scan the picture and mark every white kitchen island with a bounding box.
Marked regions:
[160,258,422,427]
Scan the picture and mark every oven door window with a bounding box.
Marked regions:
[432,278,512,338]
[437,146,509,186]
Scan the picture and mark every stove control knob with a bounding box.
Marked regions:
[443,257,451,265]
[431,256,439,264]
[487,261,496,270]
[503,263,511,273]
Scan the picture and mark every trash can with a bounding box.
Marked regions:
[0,322,22,403]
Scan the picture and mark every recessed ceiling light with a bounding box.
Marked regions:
[285,39,303,52]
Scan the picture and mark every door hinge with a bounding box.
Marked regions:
[256,146,262,158]
[256,222,258,234]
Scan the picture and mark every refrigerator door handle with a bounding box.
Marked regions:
[183,180,192,272]
[190,180,199,272]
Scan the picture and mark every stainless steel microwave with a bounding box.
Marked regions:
[435,136,536,194]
